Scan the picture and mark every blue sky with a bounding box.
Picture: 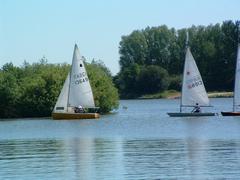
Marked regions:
[0,0,239,74]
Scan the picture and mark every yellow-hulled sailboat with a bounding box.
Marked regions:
[52,44,100,120]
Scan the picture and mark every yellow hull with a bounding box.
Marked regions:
[52,112,100,120]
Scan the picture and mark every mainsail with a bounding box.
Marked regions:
[68,45,95,108]
[53,44,95,113]
[233,44,240,111]
[181,47,210,107]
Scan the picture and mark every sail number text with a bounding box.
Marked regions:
[73,72,89,84]
[186,76,203,89]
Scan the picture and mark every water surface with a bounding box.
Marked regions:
[1,98,240,179]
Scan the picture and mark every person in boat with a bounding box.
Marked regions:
[74,105,85,113]
[192,103,201,113]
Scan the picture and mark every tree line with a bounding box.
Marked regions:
[0,59,119,118]
[114,20,240,98]
[1,20,239,117]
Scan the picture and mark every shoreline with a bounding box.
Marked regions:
[137,91,233,100]
[168,92,233,99]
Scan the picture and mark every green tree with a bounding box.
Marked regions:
[144,25,176,69]
[0,63,22,117]
[168,75,181,91]
[116,20,240,97]
[137,65,169,94]
[114,63,141,98]
[87,61,119,113]
[119,30,148,69]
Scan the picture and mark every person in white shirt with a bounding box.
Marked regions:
[192,103,201,113]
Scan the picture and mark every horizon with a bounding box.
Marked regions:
[0,0,239,75]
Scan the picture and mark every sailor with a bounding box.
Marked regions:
[192,103,201,113]
[78,105,84,112]
[74,105,85,113]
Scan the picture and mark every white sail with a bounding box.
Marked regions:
[181,47,210,106]
[233,44,240,111]
[53,73,70,113]
[68,44,95,108]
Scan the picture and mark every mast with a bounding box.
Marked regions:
[66,74,71,112]
[180,31,189,112]
[233,24,240,112]
[67,44,76,112]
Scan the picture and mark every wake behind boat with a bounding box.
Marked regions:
[52,44,100,120]
[167,32,215,117]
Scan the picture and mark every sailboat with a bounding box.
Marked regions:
[167,33,215,117]
[52,44,100,120]
[221,41,240,116]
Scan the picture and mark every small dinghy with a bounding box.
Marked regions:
[52,44,100,120]
[167,32,215,117]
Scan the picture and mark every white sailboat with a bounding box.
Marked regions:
[168,33,215,117]
[52,44,99,120]
[221,41,240,116]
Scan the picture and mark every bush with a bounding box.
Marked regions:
[87,61,119,113]
[0,60,119,118]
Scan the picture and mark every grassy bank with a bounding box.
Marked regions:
[138,90,233,99]
[139,90,180,99]
[208,92,233,98]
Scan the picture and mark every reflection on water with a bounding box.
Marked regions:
[1,98,240,179]
[1,138,240,179]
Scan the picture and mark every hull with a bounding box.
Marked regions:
[167,112,215,117]
[52,112,100,120]
[221,112,240,116]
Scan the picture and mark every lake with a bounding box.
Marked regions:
[1,98,240,179]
